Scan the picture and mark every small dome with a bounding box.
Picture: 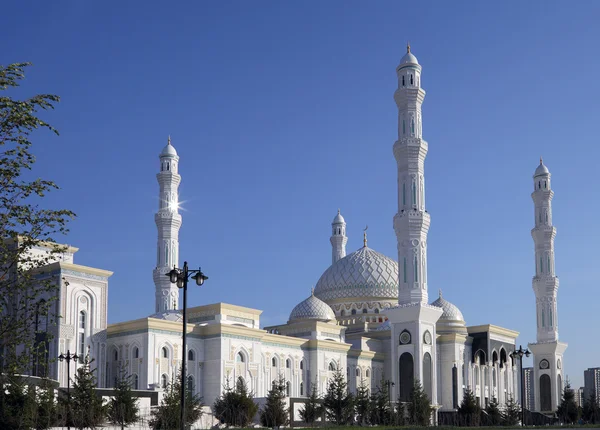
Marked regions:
[289,290,335,323]
[160,136,178,157]
[400,52,419,66]
[431,291,464,322]
[534,159,549,177]
[333,209,345,224]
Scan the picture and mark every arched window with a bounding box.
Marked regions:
[114,350,118,361]
[340,310,345,316]
[188,350,195,361]
[542,308,545,327]
[133,374,139,390]
[366,369,370,378]
[187,375,194,394]
[362,308,367,314]
[374,308,379,314]
[286,381,291,396]
[161,374,168,389]
[329,362,336,371]
[300,382,304,396]
[356,368,361,377]
[412,181,416,204]
[402,76,405,86]
[286,359,291,369]
[134,347,139,359]
[544,181,547,189]
[410,74,414,85]
[549,306,553,327]
[538,181,541,189]
[237,352,245,363]
[411,118,415,134]
[403,120,406,135]
[300,360,304,370]
[162,347,168,359]
[403,258,407,283]
[351,309,357,315]
[78,311,86,362]
[402,182,406,205]
[423,352,432,400]
[540,374,551,411]
[167,163,170,171]
[399,353,414,402]
[272,357,277,367]
[414,255,418,282]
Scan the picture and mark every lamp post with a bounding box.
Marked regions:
[510,345,531,426]
[167,261,208,430]
[58,350,79,430]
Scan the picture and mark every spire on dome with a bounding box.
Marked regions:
[168,135,172,145]
[407,41,411,53]
[439,289,442,298]
[363,225,368,247]
[540,156,543,165]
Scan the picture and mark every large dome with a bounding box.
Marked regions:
[289,290,335,323]
[314,246,399,302]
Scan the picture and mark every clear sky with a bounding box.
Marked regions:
[4,1,599,389]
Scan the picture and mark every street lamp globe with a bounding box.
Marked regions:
[193,270,208,286]
[168,268,179,284]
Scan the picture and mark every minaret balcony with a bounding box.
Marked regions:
[393,139,428,163]
[394,87,426,106]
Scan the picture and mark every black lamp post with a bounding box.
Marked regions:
[510,345,531,426]
[58,350,79,430]
[167,261,208,430]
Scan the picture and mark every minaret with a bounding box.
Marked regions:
[528,158,567,412]
[330,209,347,264]
[386,45,442,406]
[152,137,182,313]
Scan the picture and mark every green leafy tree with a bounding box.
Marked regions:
[70,356,106,430]
[369,378,394,425]
[406,380,432,426]
[355,379,371,425]
[322,363,354,425]
[0,62,75,376]
[557,381,579,424]
[299,384,323,426]
[260,375,289,427]
[213,377,258,427]
[108,367,140,429]
[150,372,203,430]
[583,390,600,424]
[502,395,521,426]
[485,398,502,426]
[458,388,481,426]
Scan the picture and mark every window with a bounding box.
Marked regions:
[414,256,418,282]
[351,309,357,315]
[286,381,291,396]
[236,352,245,363]
[544,181,547,189]
[134,347,139,359]
[78,311,86,362]
[403,258,407,283]
[410,74,414,85]
[374,308,379,314]
[300,360,304,370]
[300,382,304,396]
[340,310,345,316]
[133,374,139,390]
[286,359,291,369]
[79,311,85,329]
[411,118,415,134]
[329,362,336,371]
[541,308,545,327]
[366,369,370,378]
[187,375,194,394]
[161,374,168,389]
[272,357,277,367]
[402,182,406,205]
[167,163,170,171]
[188,350,195,361]
[114,350,118,361]
[412,181,416,204]
[402,76,405,86]
[362,308,367,314]
[162,347,168,359]
[356,368,361,377]
[403,120,406,135]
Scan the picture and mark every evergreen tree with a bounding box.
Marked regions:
[557,382,579,424]
[70,356,106,430]
[485,398,501,426]
[150,372,203,430]
[33,378,59,430]
[369,378,394,425]
[260,375,289,427]
[354,379,371,425]
[299,384,323,426]
[0,375,36,429]
[406,380,432,426]
[108,367,140,429]
[458,388,481,426]
[583,390,600,424]
[502,395,521,426]
[213,377,258,427]
[322,363,354,425]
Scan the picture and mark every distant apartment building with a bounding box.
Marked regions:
[584,368,600,404]
[523,367,535,411]
[575,387,584,408]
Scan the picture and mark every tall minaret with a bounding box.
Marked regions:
[152,137,182,313]
[386,45,442,406]
[528,158,567,412]
[330,209,347,264]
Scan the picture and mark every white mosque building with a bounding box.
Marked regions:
[36,46,565,416]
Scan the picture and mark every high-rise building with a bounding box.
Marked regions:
[523,367,535,410]
[584,368,600,405]
[575,387,585,408]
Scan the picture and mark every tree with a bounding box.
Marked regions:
[502,395,521,426]
[0,375,36,429]
[583,390,600,424]
[150,371,203,430]
[70,356,106,429]
[32,378,59,430]
[557,382,579,424]
[485,398,501,426]
[108,367,140,429]
[322,363,354,425]
[369,378,394,425]
[213,377,258,427]
[406,380,432,426]
[458,388,481,426]
[355,379,371,425]
[299,384,323,426]
[0,62,75,375]
[260,375,289,427]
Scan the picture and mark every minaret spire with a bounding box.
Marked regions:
[330,209,347,264]
[528,159,568,412]
[153,137,182,313]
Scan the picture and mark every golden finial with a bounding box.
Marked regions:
[168,135,171,145]
[540,156,543,165]
[363,225,368,247]
[407,41,411,53]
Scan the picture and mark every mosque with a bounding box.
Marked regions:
[35,46,565,417]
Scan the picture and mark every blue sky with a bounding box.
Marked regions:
[4,1,599,389]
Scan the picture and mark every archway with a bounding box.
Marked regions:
[399,352,414,402]
[540,374,551,411]
[423,352,432,400]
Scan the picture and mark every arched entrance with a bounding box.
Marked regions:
[540,374,551,411]
[423,352,432,400]
[399,352,414,402]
